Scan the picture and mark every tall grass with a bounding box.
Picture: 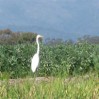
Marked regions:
[0,73,98,99]
[0,42,99,98]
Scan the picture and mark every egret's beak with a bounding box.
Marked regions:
[40,35,43,38]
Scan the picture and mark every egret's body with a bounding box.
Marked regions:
[31,35,43,73]
[31,53,39,72]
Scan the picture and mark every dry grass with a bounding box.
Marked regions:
[0,73,99,99]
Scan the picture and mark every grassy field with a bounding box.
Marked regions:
[0,42,99,98]
[0,73,99,99]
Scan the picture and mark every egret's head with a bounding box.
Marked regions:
[37,35,43,39]
[36,35,43,42]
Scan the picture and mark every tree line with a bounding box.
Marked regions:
[0,29,37,44]
[0,29,99,45]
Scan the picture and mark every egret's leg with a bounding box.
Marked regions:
[36,67,39,77]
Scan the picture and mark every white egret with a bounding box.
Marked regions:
[31,35,43,73]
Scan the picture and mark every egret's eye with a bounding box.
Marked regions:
[39,37,43,41]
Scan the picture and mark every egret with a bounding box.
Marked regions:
[31,35,43,73]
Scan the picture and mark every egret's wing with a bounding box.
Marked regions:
[31,53,39,72]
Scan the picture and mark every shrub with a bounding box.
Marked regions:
[0,42,98,78]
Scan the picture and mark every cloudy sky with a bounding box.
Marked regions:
[0,0,99,40]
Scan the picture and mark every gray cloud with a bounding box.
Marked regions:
[0,0,99,40]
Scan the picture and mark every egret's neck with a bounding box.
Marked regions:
[36,38,39,54]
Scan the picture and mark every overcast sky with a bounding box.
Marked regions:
[0,0,99,40]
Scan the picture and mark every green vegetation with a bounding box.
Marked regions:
[0,42,99,78]
[0,73,98,99]
[0,29,37,44]
[0,29,99,98]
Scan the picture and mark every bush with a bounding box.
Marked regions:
[0,42,98,78]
